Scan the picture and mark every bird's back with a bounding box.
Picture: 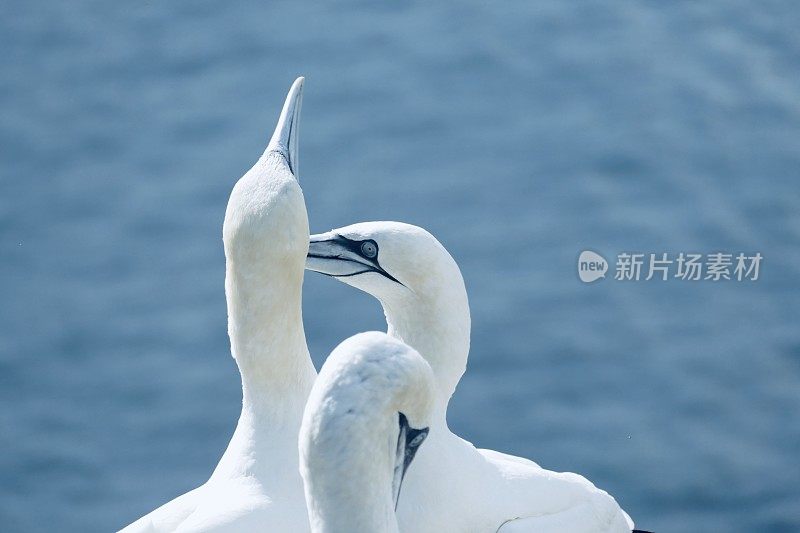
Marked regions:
[396,430,632,533]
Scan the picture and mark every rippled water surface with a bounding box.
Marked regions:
[1,2,799,531]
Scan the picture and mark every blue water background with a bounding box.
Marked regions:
[1,2,799,531]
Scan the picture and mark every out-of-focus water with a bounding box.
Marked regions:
[1,1,799,531]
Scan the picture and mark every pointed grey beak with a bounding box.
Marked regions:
[392,412,429,510]
[266,76,304,180]
[306,232,404,285]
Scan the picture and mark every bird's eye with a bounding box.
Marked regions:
[408,432,427,448]
[360,241,378,259]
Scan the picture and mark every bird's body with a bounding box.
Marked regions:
[395,425,631,533]
[121,78,314,533]
[306,221,634,532]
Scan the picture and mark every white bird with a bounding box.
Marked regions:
[306,221,639,532]
[121,78,316,532]
[299,331,435,533]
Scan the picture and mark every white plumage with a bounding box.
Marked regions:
[299,332,435,533]
[120,78,315,533]
[306,221,635,532]
[122,78,641,533]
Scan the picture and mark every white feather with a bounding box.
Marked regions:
[299,332,435,533]
[307,221,635,532]
[120,78,315,533]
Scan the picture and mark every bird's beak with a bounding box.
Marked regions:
[392,413,429,510]
[306,233,403,285]
[266,76,304,180]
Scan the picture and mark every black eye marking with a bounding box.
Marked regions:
[398,412,429,471]
[326,234,404,286]
[360,240,378,259]
[408,431,427,448]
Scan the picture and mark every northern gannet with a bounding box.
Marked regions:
[306,222,638,533]
[121,78,316,532]
[299,331,434,533]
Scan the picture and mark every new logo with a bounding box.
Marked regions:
[578,250,608,283]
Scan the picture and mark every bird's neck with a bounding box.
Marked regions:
[383,291,470,426]
[307,464,398,533]
[305,419,398,533]
[212,257,316,482]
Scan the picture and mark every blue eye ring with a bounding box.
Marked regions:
[360,241,378,259]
